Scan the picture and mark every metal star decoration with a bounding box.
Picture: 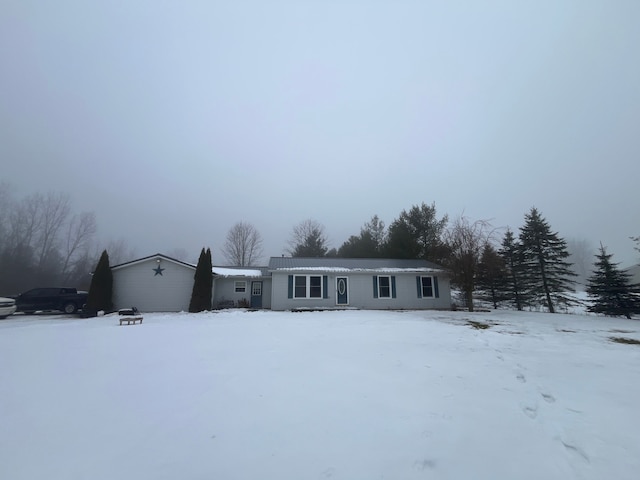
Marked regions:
[153,265,165,276]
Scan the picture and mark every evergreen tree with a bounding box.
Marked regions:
[632,235,640,258]
[518,207,577,313]
[477,243,509,309]
[86,249,113,314]
[338,215,386,258]
[292,229,328,257]
[338,233,376,257]
[365,215,387,252]
[384,202,448,262]
[189,248,213,312]
[587,245,639,319]
[499,229,526,310]
[287,219,329,257]
[384,219,420,259]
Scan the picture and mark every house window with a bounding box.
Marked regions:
[420,276,434,298]
[293,275,323,299]
[309,276,322,298]
[378,276,391,298]
[294,276,306,298]
[234,281,246,293]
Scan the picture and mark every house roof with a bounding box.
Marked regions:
[268,257,445,273]
[111,253,196,271]
[111,253,269,277]
[212,266,268,277]
[112,254,445,277]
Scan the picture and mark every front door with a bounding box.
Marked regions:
[250,281,263,308]
[336,277,349,305]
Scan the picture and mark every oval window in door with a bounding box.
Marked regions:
[338,278,346,295]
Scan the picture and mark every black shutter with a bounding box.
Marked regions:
[288,275,293,299]
[434,276,439,298]
[373,276,378,298]
[416,276,422,298]
[391,276,396,298]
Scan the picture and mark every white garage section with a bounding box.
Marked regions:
[111,254,196,312]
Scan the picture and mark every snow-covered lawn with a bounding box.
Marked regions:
[1,309,639,480]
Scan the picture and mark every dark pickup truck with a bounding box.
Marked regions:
[14,287,89,315]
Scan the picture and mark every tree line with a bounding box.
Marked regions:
[250,203,638,317]
[0,184,135,295]
[2,183,638,318]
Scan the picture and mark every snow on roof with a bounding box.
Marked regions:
[274,266,442,273]
[268,256,445,272]
[212,267,264,277]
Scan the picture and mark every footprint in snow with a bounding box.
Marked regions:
[540,392,556,403]
[522,405,538,419]
[516,373,526,383]
[561,441,590,463]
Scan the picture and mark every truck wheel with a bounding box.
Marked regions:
[63,303,77,314]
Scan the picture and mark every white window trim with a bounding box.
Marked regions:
[377,275,392,299]
[420,275,435,298]
[293,274,323,299]
[234,281,247,293]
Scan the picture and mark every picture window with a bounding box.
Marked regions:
[294,275,323,299]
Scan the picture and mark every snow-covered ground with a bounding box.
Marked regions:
[1,309,639,480]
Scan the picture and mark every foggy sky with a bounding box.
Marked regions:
[2,1,639,266]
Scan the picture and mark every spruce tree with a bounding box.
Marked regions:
[477,243,509,309]
[518,207,577,313]
[498,229,526,310]
[288,220,329,257]
[587,245,639,319]
[189,248,213,312]
[338,215,386,258]
[86,250,113,315]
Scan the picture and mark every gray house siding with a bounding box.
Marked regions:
[111,254,450,312]
[270,271,451,311]
[112,256,195,312]
[213,277,272,309]
[260,280,272,309]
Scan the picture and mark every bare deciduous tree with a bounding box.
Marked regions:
[0,188,99,293]
[222,222,264,266]
[60,212,97,283]
[444,215,494,312]
[101,238,137,266]
[35,192,71,270]
[0,182,12,250]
